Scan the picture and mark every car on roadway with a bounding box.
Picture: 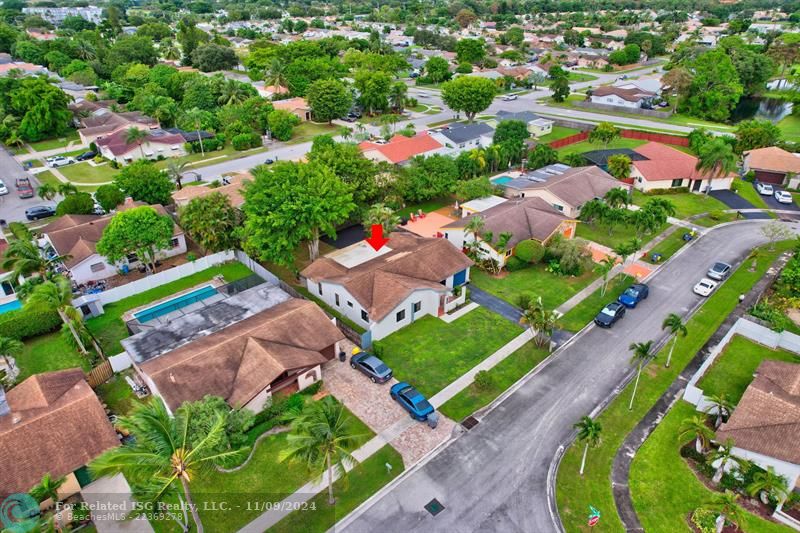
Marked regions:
[350,351,393,383]
[0,179,8,196]
[693,278,718,297]
[707,261,732,281]
[15,177,33,199]
[502,94,518,101]
[775,190,794,204]
[390,382,435,421]
[47,156,75,167]
[756,182,774,195]
[25,205,56,221]
[264,158,275,165]
[76,150,97,161]
[617,283,649,308]
[594,301,626,328]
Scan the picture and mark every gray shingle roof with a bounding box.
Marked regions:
[438,122,494,144]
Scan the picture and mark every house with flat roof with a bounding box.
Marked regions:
[301,232,472,342]
[443,197,576,268]
[493,110,553,138]
[430,122,494,156]
[0,369,119,496]
[630,142,734,193]
[358,133,444,165]
[743,146,800,186]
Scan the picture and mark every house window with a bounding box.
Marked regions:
[170,237,180,248]
[347,301,353,307]
[396,309,406,322]
[671,179,683,188]
[0,281,13,296]
[361,310,369,322]
[126,253,138,263]
[335,294,340,306]
[413,301,421,313]
[553,204,564,212]
[317,283,323,295]
[505,249,513,257]
[90,262,105,272]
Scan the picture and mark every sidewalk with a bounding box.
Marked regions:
[18,141,88,162]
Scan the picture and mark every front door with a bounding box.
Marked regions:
[453,269,467,286]
[692,179,702,192]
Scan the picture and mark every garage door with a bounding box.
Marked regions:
[755,170,786,184]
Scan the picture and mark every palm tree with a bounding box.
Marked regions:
[710,439,737,484]
[574,416,602,476]
[364,203,400,234]
[2,239,47,279]
[703,490,746,533]
[520,296,559,348]
[30,473,66,504]
[379,113,400,135]
[155,100,180,128]
[264,58,291,93]
[678,415,714,454]
[37,183,58,201]
[28,276,88,354]
[661,313,687,368]
[704,393,734,429]
[0,335,23,382]
[166,160,191,190]
[74,39,97,61]
[57,182,78,196]
[594,257,616,296]
[90,398,246,533]
[603,187,629,208]
[695,138,737,195]
[748,467,789,504]
[628,340,654,410]
[464,215,485,246]
[337,126,353,141]
[183,108,206,157]
[389,82,407,113]
[160,39,181,61]
[467,148,487,176]
[218,79,250,106]
[279,396,365,505]
[125,127,149,160]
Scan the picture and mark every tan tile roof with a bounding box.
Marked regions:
[171,173,251,208]
[744,147,800,174]
[716,360,800,465]
[592,85,655,102]
[302,232,472,322]
[0,369,119,493]
[507,166,624,208]
[444,196,572,246]
[271,97,310,113]
[140,299,344,411]
[43,202,182,268]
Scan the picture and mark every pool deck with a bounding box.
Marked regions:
[121,277,226,324]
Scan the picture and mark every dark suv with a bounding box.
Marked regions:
[350,351,393,383]
[25,205,56,220]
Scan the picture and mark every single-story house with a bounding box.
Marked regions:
[271,97,311,121]
[502,165,626,217]
[716,360,800,492]
[630,142,734,193]
[96,128,187,164]
[443,197,576,268]
[0,61,49,77]
[301,232,472,342]
[70,100,159,145]
[0,368,119,496]
[41,200,186,285]
[431,122,494,155]
[743,146,800,186]
[493,110,553,137]
[139,298,345,413]
[358,133,444,165]
[257,84,289,99]
[590,85,656,109]
[164,127,215,144]
[172,172,250,209]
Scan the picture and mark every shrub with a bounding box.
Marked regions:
[56,192,95,216]
[645,187,690,195]
[7,222,31,240]
[0,305,62,340]
[474,370,495,391]
[679,443,706,463]
[690,509,717,533]
[505,256,527,271]
[730,180,740,193]
[252,392,304,426]
[515,240,545,263]
[707,210,725,221]
[300,380,323,396]
[743,170,756,182]
[231,133,262,151]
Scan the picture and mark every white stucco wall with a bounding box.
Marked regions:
[631,166,732,192]
[369,289,444,341]
[591,94,641,108]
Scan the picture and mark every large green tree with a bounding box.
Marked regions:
[683,49,744,122]
[179,192,240,253]
[191,43,238,72]
[549,66,570,103]
[455,38,486,65]
[28,276,88,354]
[493,120,529,145]
[242,161,355,265]
[422,56,451,83]
[96,206,175,273]
[267,109,300,141]
[441,76,497,122]
[354,69,392,115]
[306,79,352,123]
[399,154,459,202]
[8,77,72,141]
[734,119,782,153]
[307,140,380,207]
[113,161,175,205]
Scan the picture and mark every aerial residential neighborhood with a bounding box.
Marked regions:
[3,0,800,532]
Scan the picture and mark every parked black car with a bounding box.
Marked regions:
[76,150,97,161]
[350,351,393,383]
[594,301,626,328]
[264,158,275,165]
[25,205,56,220]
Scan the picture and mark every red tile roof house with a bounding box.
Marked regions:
[589,85,656,109]
[70,99,160,145]
[743,146,800,186]
[40,199,187,285]
[358,133,445,165]
[630,142,735,193]
[96,128,187,165]
[301,232,472,342]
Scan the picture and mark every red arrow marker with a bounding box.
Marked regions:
[365,224,389,251]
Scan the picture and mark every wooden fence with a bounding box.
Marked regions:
[87,360,114,388]
[549,131,589,148]
[549,128,688,149]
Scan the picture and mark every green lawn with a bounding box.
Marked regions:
[778,114,800,143]
[94,369,145,415]
[34,170,60,188]
[27,130,80,152]
[631,400,791,533]
[86,262,253,354]
[632,190,728,219]
[735,180,771,210]
[59,162,119,184]
[374,307,523,397]
[268,445,404,533]
[558,274,633,333]
[698,335,798,404]
[15,332,91,382]
[396,196,453,218]
[642,229,689,264]
[576,221,669,250]
[536,126,581,144]
[287,122,338,145]
[439,341,550,421]
[692,212,739,227]
[471,264,599,311]
[556,138,647,159]
[556,240,795,533]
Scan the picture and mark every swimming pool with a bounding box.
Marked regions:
[491,176,513,185]
[0,299,21,315]
[133,285,219,323]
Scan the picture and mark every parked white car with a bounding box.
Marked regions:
[693,278,718,297]
[756,182,774,195]
[47,156,75,168]
[775,190,794,204]
[0,179,8,196]
[502,94,519,101]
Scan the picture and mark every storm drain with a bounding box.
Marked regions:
[461,416,479,430]
[424,498,445,516]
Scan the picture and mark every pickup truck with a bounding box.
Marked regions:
[15,177,34,199]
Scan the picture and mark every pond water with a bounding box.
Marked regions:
[729,96,793,123]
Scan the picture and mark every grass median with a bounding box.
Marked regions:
[555,239,794,533]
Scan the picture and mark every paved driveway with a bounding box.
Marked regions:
[763,186,800,211]
[709,189,753,210]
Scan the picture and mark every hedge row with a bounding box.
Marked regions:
[0,304,62,340]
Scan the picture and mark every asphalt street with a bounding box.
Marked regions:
[0,149,56,223]
[338,219,800,533]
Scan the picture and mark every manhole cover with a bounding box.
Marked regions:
[462,416,479,429]
[424,498,445,516]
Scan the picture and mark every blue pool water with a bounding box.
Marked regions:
[0,299,22,315]
[492,176,513,185]
[134,285,218,323]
